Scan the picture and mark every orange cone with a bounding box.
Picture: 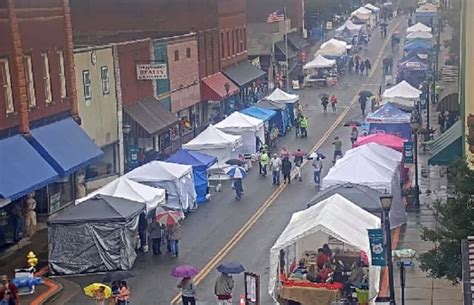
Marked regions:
[240,294,245,305]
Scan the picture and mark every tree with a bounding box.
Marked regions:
[419,160,474,283]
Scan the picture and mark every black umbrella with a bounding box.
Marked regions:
[225,159,245,166]
[359,90,374,98]
[103,271,134,283]
[217,262,245,274]
[344,120,362,127]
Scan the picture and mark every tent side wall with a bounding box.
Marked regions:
[48,216,140,275]
[368,122,412,140]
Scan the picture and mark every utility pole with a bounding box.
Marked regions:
[284,1,290,91]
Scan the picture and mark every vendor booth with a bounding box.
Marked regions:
[351,7,375,28]
[317,39,348,58]
[415,3,438,27]
[303,55,337,87]
[166,149,217,204]
[397,57,430,88]
[75,176,165,214]
[334,20,366,45]
[406,22,431,33]
[48,195,145,275]
[266,88,299,128]
[404,38,433,54]
[366,102,412,139]
[269,194,381,305]
[353,133,407,152]
[382,80,422,108]
[240,106,277,136]
[215,111,265,154]
[255,99,289,136]
[182,124,242,166]
[406,31,433,41]
[125,161,196,211]
[364,3,380,23]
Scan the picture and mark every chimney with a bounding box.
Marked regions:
[7,0,29,134]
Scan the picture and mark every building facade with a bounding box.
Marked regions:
[218,0,248,69]
[74,46,122,190]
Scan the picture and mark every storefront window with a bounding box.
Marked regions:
[85,144,118,181]
[178,109,193,134]
[193,103,202,127]
[48,175,74,214]
[159,130,171,151]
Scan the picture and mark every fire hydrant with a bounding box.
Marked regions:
[27,251,38,268]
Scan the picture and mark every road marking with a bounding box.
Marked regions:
[170,17,405,304]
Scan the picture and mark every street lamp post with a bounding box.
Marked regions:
[224,82,230,118]
[380,194,396,305]
[410,119,421,208]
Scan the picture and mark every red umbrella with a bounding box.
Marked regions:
[156,210,183,225]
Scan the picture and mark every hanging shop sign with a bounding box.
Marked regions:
[368,228,386,266]
[136,64,168,80]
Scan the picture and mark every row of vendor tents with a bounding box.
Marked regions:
[269,137,410,302]
[47,88,301,275]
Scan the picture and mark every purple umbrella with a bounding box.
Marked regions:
[171,265,199,278]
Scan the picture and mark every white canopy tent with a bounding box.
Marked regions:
[351,7,375,28]
[215,112,265,154]
[316,40,347,57]
[382,80,422,107]
[406,22,431,33]
[266,88,299,104]
[269,194,381,302]
[304,55,336,69]
[336,20,365,32]
[125,161,196,211]
[182,124,242,166]
[76,176,166,213]
[406,31,433,40]
[364,3,380,22]
[342,143,402,173]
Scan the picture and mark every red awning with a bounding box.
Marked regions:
[201,72,239,101]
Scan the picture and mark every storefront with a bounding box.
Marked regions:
[201,72,240,124]
[177,102,207,143]
[85,143,120,190]
[223,61,267,106]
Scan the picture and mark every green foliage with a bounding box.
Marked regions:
[419,160,474,283]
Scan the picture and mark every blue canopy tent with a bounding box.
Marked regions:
[397,58,429,88]
[404,39,432,55]
[167,149,217,204]
[255,99,289,136]
[366,102,412,139]
[240,106,277,123]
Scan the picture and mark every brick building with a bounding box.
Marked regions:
[0,0,102,249]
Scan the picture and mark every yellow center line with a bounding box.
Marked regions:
[170,17,404,304]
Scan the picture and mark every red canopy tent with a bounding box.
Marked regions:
[353,133,407,152]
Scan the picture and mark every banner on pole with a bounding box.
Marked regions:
[368,228,386,266]
[403,141,414,164]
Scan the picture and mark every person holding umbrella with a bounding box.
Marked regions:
[225,166,246,200]
[168,222,182,258]
[149,219,163,255]
[214,262,244,305]
[172,265,199,305]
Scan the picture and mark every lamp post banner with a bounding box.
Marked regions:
[368,228,387,266]
[403,141,414,164]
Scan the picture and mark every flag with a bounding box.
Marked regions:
[266,9,285,23]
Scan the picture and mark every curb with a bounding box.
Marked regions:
[27,267,63,305]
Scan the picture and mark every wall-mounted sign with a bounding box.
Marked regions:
[136,64,168,80]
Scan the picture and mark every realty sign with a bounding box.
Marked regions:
[368,228,386,266]
[136,64,168,80]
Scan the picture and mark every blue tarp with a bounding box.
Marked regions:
[29,118,103,176]
[240,106,277,122]
[366,103,412,139]
[167,150,217,204]
[0,135,59,200]
[255,99,289,136]
[404,40,432,53]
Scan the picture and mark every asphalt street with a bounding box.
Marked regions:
[65,13,408,305]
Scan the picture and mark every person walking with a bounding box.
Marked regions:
[350,127,359,145]
[299,116,308,138]
[282,157,292,184]
[354,56,360,72]
[116,281,130,305]
[348,57,354,74]
[214,273,234,305]
[312,156,323,187]
[321,95,329,114]
[293,150,304,182]
[332,136,343,164]
[359,62,365,76]
[259,149,270,177]
[270,154,282,185]
[178,277,196,305]
[234,178,243,200]
[359,95,367,115]
[168,222,181,258]
[330,94,338,113]
[364,59,372,75]
[149,219,163,255]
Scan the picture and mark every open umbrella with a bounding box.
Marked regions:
[225,166,247,179]
[225,159,246,166]
[359,90,374,98]
[171,265,199,278]
[308,152,326,159]
[217,262,245,274]
[84,283,112,299]
[103,271,134,283]
[344,120,362,127]
[156,210,183,225]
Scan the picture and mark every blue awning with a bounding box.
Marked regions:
[0,135,59,200]
[29,118,103,176]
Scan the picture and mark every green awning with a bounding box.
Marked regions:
[428,120,463,165]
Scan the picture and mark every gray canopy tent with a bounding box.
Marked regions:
[48,195,145,275]
[307,182,406,228]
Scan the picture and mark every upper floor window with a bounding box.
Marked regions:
[220,32,225,59]
[243,27,247,50]
[231,29,235,55]
[24,55,36,108]
[57,50,67,99]
[226,31,230,57]
[239,28,244,53]
[0,58,14,114]
[101,66,110,95]
[41,52,52,104]
[174,50,179,61]
[186,48,191,58]
[82,70,92,100]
